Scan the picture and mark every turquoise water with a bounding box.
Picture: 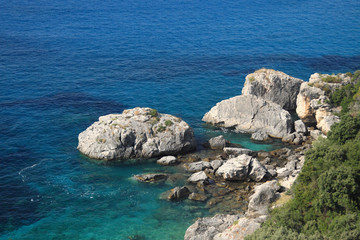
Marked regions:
[1,0,360,239]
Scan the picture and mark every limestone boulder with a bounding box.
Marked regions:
[242,68,303,110]
[203,95,293,138]
[188,171,209,183]
[208,135,227,149]
[184,161,212,172]
[77,107,196,160]
[157,156,178,165]
[251,131,269,141]
[247,180,281,215]
[216,155,252,181]
[294,120,307,134]
[184,214,240,240]
[213,216,267,240]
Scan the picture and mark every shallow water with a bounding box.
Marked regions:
[1,0,360,239]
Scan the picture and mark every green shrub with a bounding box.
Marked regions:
[315,166,360,213]
[328,114,360,144]
[164,120,173,126]
[157,125,166,132]
[322,75,342,83]
[149,109,158,117]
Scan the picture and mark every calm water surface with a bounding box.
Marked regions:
[1,0,359,239]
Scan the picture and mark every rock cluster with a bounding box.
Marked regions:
[184,143,311,240]
[77,107,196,160]
[296,73,350,134]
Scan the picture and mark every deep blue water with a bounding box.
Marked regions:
[1,0,359,239]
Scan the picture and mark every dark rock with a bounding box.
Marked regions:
[167,186,191,201]
[188,193,208,202]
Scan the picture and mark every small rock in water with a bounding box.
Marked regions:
[168,186,191,201]
[208,135,227,149]
[134,173,168,182]
[251,131,269,141]
[157,156,178,165]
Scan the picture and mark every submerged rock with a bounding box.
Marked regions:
[77,107,196,160]
[242,68,303,110]
[134,173,168,182]
[188,193,208,202]
[202,95,293,138]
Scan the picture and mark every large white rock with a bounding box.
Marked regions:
[242,69,304,110]
[203,95,293,138]
[77,107,196,160]
[216,154,252,181]
[188,171,208,183]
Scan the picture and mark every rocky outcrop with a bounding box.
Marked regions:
[77,107,196,160]
[296,73,350,133]
[203,95,293,138]
[242,69,304,110]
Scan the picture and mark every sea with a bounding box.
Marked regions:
[1,0,359,239]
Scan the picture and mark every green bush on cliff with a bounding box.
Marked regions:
[246,71,360,240]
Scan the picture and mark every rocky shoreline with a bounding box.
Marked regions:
[77,69,351,240]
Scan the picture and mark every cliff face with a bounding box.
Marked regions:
[296,73,351,134]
